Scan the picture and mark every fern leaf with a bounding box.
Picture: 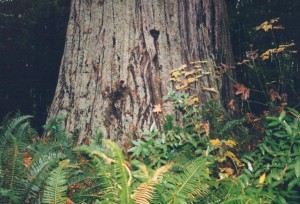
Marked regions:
[7,115,33,133]
[102,140,132,204]
[74,141,132,203]
[0,188,20,203]
[203,178,273,204]
[132,163,172,204]
[42,160,70,204]
[20,153,61,203]
[220,118,246,135]
[167,157,210,202]
[132,181,157,204]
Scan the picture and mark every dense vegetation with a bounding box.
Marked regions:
[1,91,300,203]
[1,0,300,203]
[1,61,300,203]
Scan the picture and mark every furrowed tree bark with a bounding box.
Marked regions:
[48,0,234,145]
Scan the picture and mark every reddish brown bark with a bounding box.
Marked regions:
[48,0,234,144]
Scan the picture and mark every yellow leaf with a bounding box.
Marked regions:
[171,70,181,79]
[219,167,234,176]
[256,22,273,32]
[190,60,208,64]
[186,97,199,104]
[256,18,280,32]
[202,71,211,75]
[202,87,218,93]
[261,50,272,60]
[187,78,197,83]
[153,104,162,113]
[178,64,187,71]
[224,151,245,167]
[270,18,279,24]
[203,122,210,136]
[194,65,202,69]
[184,70,197,77]
[175,84,188,90]
[259,173,266,184]
[210,139,220,147]
[276,47,285,53]
[273,25,285,30]
[223,140,237,148]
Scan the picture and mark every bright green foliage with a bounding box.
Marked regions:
[203,179,269,204]
[20,152,62,203]
[129,126,203,167]
[129,90,211,168]
[1,96,299,204]
[0,115,76,204]
[158,158,210,203]
[0,115,34,203]
[239,108,300,203]
[74,139,213,204]
[74,140,133,204]
[42,160,71,204]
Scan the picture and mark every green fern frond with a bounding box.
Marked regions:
[0,188,20,203]
[42,160,70,204]
[43,116,69,144]
[20,153,62,203]
[166,157,210,203]
[220,118,246,135]
[6,115,33,134]
[0,115,34,203]
[221,196,268,204]
[100,139,132,204]
[203,178,273,204]
[204,179,243,204]
[1,135,25,204]
[6,136,18,190]
[0,115,33,150]
[74,140,131,203]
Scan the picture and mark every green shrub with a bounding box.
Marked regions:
[239,108,300,203]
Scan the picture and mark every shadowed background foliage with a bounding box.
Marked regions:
[0,0,70,131]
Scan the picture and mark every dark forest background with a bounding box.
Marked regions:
[0,0,299,131]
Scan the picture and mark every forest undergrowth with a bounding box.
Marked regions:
[0,18,299,204]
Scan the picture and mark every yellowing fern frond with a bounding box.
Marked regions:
[132,163,172,204]
[224,151,244,168]
[153,163,172,181]
[132,181,157,204]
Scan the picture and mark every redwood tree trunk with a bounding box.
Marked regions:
[48,0,234,144]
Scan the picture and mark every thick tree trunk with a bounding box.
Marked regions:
[48,0,234,144]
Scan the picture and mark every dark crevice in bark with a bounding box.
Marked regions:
[200,1,206,27]
[129,63,138,91]
[111,81,127,121]
[211,0,216,55]
[139,5,149,104]
[178,1,188,64]
[183,0,190,52]
[149,28,162,102]
[112,35,116,47]
[162,0,171,48]
[150,29,160,42]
